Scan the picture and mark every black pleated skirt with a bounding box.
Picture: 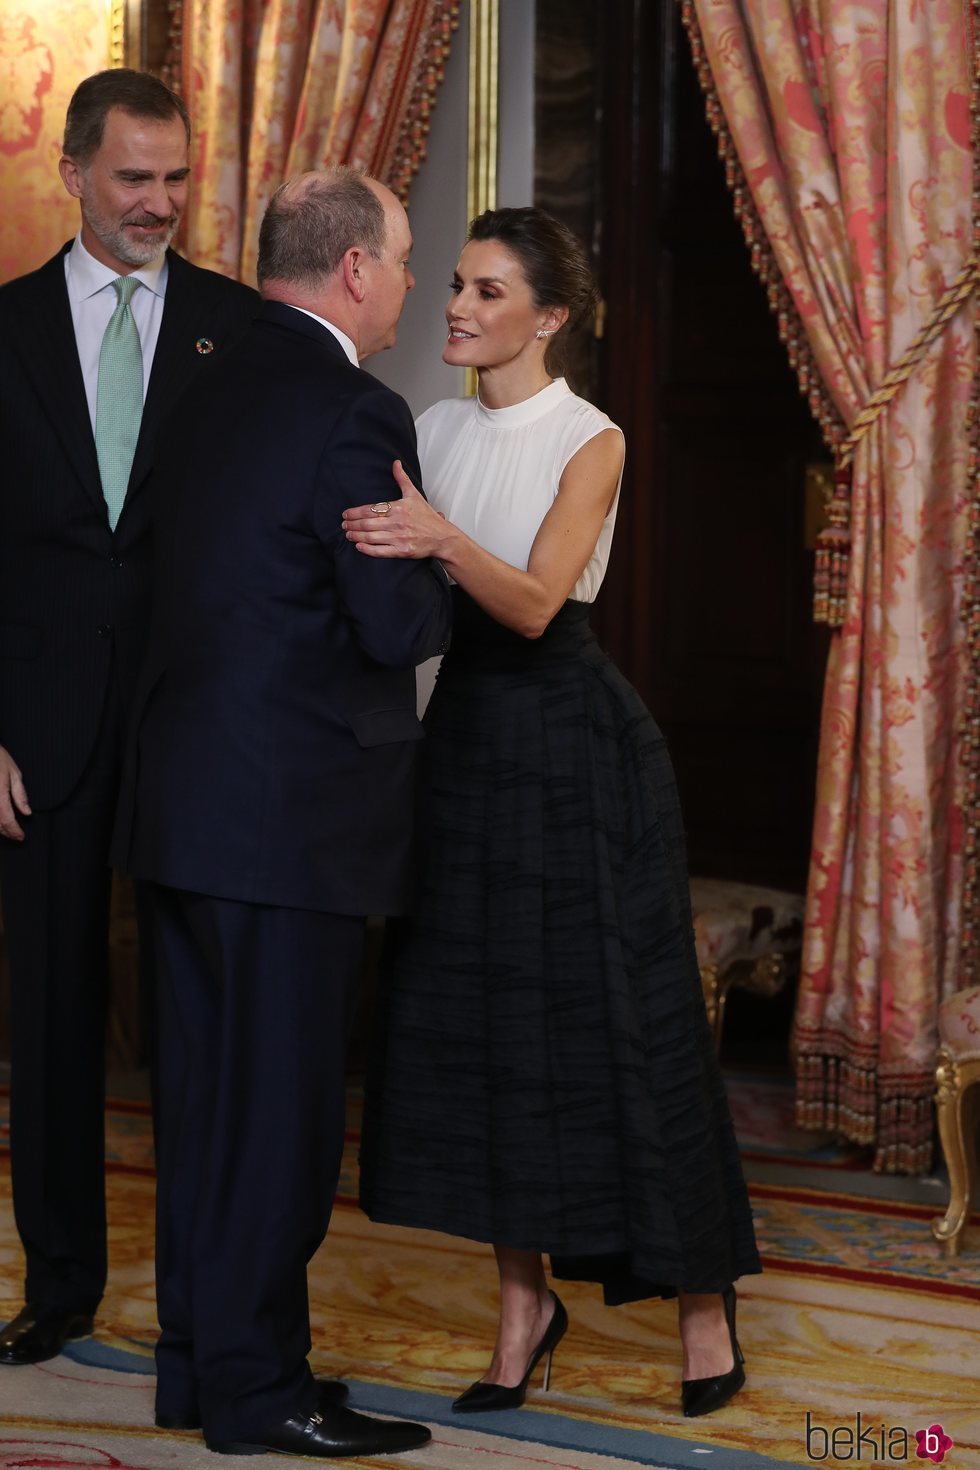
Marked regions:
[359,594,761,1303]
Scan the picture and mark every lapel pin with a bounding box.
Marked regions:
[196,337,215,355]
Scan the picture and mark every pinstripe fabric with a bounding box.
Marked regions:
[0,245,258,811]
[0,241,257,1316]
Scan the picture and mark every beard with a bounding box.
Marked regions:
[82,194,179,267]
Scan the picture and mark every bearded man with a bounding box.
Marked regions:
[0,69,257,1366]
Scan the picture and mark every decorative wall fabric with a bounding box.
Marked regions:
[0,6,110,283]
[682,0,976,1171]
[181,0,458,284]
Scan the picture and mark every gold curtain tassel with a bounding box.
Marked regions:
[813,465,852,627]
[813,254,979,628]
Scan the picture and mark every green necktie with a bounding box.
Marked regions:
[95,275,143,530]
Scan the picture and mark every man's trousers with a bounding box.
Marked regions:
[148,883,364,1441]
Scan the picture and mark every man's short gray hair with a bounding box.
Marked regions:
[63,69,190,164]
[257,167,387,291]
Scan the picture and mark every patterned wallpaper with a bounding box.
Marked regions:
[0,4,110,283]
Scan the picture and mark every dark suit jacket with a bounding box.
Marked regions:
[0,244,259,810]
[114,302,452,916]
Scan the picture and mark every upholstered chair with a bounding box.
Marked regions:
[932,985,980,1255]
[691,879,804,1051]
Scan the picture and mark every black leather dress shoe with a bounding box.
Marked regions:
[206,1400,430,1458]
[0,1305,94,1366]
[155,1378,350,1431]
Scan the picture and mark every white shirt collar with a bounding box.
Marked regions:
[65,232,168,302]
[288,305,359,367]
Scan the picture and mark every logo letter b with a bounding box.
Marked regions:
[806,1414,829,1461]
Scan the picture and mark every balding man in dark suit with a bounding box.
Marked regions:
[0,69,257,1368]
[114,168,450,1458]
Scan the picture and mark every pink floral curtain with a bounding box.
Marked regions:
[682,0,976,1171]
[180,0,459,283]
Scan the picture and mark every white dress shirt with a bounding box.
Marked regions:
[64,235,168,433]
[289,305,359,366]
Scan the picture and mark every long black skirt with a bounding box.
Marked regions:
[359,594,761,1303]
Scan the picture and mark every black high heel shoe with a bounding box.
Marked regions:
[452,1291,568,1413]
[681,1286,746,1418]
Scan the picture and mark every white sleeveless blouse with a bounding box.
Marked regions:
[415,377,624,604]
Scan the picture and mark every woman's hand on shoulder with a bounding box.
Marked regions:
[342,461,451,560]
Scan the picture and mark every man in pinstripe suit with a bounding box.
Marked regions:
[0,68,257,1365]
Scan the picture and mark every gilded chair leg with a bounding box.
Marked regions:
[713,977,733,1053]
[932,1048,976,1257]
[700,965,721,1050]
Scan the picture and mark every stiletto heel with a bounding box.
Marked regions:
[681,1286,746,1418]
[452,1291,568,1413]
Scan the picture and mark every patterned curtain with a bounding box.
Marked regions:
[180,0,459,283]
[0,5,111,282]
[681,0,977,1171]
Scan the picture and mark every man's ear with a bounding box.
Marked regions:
[59,155,83,200]
[343,246,367,303]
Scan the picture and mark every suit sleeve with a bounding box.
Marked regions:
[313,384,452,668]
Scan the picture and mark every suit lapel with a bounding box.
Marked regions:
[126,251,207,499]
[14,247,106,514]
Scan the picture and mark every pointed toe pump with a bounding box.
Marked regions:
[681,1286,746,1418]
[453,1291,569,1413]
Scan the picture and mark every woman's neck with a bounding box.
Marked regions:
[476,361,555,410]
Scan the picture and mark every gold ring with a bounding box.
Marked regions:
[370,501,391,516]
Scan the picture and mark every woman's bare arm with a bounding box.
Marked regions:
[342,427,624,638]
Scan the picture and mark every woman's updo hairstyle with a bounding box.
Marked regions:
[467,206,599,376]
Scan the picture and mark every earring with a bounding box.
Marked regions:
[535,329,554,339]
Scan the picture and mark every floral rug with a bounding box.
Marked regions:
[0,1079,977,1469]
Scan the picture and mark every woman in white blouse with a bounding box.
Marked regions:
[345,207,759,1420]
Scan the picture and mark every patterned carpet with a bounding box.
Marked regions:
[0,1076,977,1469]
